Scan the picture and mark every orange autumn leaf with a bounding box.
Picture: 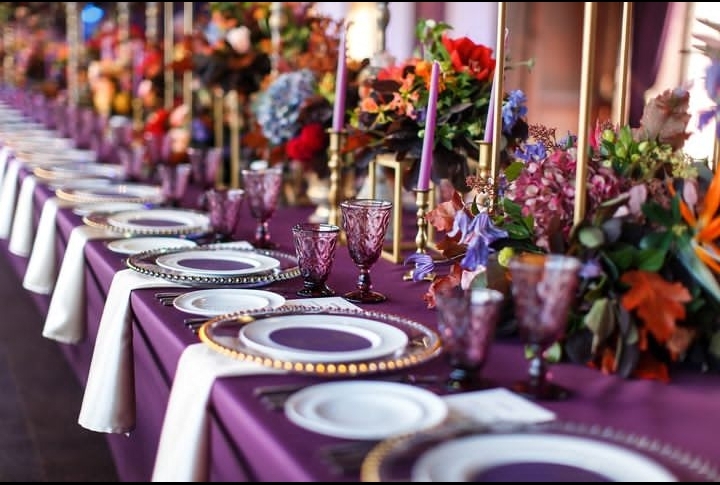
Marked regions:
[620,270,692,344]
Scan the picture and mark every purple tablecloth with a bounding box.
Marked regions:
[3,164,720,482]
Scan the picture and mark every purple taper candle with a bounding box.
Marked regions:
[332,27,348,132]
[417,60,440,191]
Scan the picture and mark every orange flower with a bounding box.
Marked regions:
[670,167,720,273]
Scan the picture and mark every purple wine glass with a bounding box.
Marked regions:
[340,198,392,303]
[292,222,341,297]
[509,253,581,400]
[242,166,283,249]
[189,147,223,190]
[435,286,504,391]
[157,163,192,207]
[205,188,245,242]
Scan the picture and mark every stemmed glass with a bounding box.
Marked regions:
[205,187,245,242]
[508,252,581,400]
[157,163,192,207]
[292,222,341,297]
[340,198,392,303]
[434,286,505,391]
[242,166,283,249]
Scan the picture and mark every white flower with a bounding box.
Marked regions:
[226,26,251,54]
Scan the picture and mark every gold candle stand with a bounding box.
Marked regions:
[402,188,435,281]
[476,140,496,213]
[326,129,347,228]
[367,153,436,263]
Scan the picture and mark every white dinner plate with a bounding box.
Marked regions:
[410,433,677,482]
[107,208,211,233]
[237,314,409,363]
[73,201,149,217]
[106,237,197,255]
[33,161,125,181]
[155,249,280,276]
[285,380,448,440]
[172,288,286,316]
[57,182,164,204]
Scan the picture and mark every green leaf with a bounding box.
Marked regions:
[578,226,605,249]
[583,298,616,352]
[502,222,533,240]
[503,161,525,182]
[639,231,673,251]
[501,199,524,220]
[605,244,636,271]
[634,248,667,272]
[676,238,720,303]
[641,202,673,226]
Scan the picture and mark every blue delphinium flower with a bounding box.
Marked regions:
[699,60,720,137]
[448,211,508,271]
[403,253,436,282]
[502,89,528,134]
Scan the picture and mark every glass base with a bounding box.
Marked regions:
[343,289,387,304]
[297,285,335,298]
[512,379,571,401]
[445,374,495,393]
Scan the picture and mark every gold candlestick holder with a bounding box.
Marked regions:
[476,140,496,213]
[326,129,347,228]
[403,188,435,281]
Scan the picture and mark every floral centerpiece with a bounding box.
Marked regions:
[411,85,720,382]
[349,20,530,192]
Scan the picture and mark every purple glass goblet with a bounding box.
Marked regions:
[340,198,392,303]
[509,253,581,400]
[205,187,245,242]
[434,286,504,391]
[157,163,192,207]
[241,166,283,249]
[292,222,341,297]
[189,147,223,190]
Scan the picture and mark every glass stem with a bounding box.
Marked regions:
[356,267,372,295]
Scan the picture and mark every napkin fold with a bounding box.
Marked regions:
[42,225,118,342]
[22,197,75,294]
[0,145,13,181]
[8,175,38,256]
[151,296,360,482]
[151,344,284,482]
[78,269,188,434]
[0,158,22,239]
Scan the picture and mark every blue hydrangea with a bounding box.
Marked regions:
[254,69,317,145]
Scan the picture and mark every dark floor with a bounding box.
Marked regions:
[0,252,118,482]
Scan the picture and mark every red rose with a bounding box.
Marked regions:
[286,123,328,164]
[441,34,495,83]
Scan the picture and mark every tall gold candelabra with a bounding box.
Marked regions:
[326,129,347,228]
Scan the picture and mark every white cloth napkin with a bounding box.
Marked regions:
[42,225,117,342]
[151,297,360,482]
[8,175,38,256]
[151,344,284,482]
[22,197,76,294]
[0,145,13,181]
[78,269,188,434]
[0,158,22,239]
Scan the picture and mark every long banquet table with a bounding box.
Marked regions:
[3,144,720,482]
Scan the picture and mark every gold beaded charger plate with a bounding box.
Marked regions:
[126,245,300,288]
[197,306,442,376]
[360,421,720,482]
[84,208,210,237]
